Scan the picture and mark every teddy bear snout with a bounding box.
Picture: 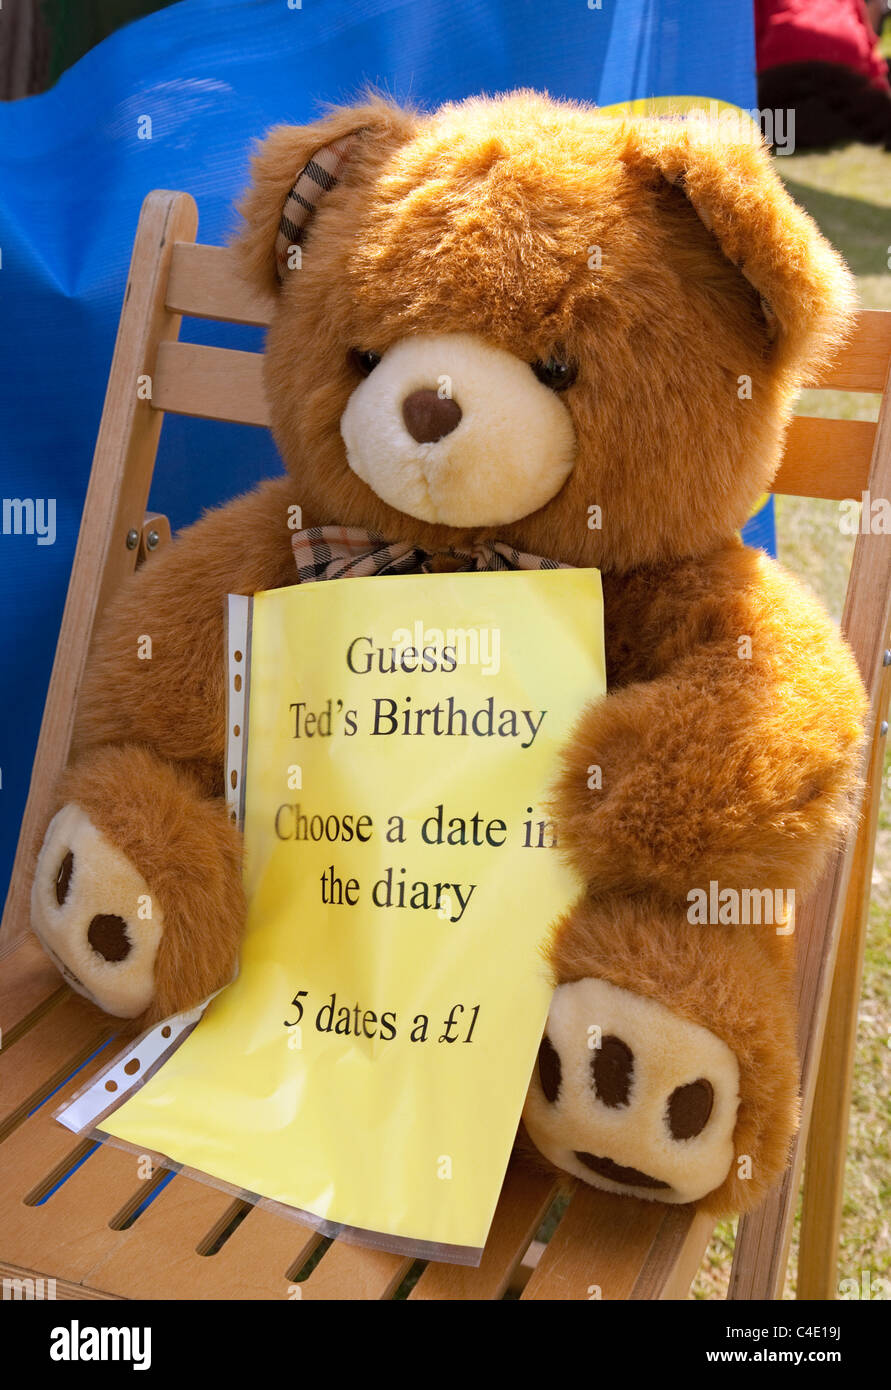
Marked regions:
[401,388,463,444]
[340,331,577,527]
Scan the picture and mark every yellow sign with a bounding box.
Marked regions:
[102,569,605,1259]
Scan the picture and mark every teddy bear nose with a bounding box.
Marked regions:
[402,388,462,444]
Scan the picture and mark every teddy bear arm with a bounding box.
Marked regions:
[555,545,867,903]
[71,475,304,773]
[30,476,306,1020]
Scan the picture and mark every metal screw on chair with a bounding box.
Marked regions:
[146,529,160,551]
[883,650,891,667]
[881,721,889,738]
[125,529,139,550]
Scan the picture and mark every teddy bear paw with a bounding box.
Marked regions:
[31,804,164,1018]
[523,977,741,1205]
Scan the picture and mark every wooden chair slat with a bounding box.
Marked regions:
[196,1205,321,1299]
[797,655,891,1297]
[771,416,875,499]
[520,1188,715,1302]
[86,1181,319,1300]
[0,991,111,1138]
[0,1025,133,1283]
[152,340,269,425]
[630,1207,718,1300]
[165,241,275,327]
[149,342,878,503]
[0,938,411,1300]
[0,1136,121,1285]
[813,309,891,393]
[410,1166,560,1300]
[297,1238,413,1300]
[0,1261,122,1300]
[0,933,64,1036]
[730,356,891,1300]
[160,246,891,396]
[82,1176,251,1298]
[522,1185,668,1300]
[0,992,113,1147]
[13,1143,164,1285]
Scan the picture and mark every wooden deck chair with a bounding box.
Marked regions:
[1,191,889,1301]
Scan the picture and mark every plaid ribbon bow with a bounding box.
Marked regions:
[292,527,568,583]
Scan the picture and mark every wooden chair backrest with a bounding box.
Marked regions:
[159,239,891,498]
[2,191,890,1300]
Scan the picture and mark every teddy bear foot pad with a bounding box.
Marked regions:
[31,804,163,1018]
[523,977,740,1206]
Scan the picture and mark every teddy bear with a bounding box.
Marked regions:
[28,91,867,1218]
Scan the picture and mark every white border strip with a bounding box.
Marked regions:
[225,594,252,832]
[55,994,217,1134]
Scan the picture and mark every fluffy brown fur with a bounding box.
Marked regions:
[33,92,867,1214]
[241,91,856,573]
[553,540,867,904]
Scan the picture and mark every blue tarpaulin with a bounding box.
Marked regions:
[0,0,759,906]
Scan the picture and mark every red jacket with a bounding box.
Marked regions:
[755,0,889,90]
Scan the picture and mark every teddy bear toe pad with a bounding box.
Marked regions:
[523,977,740,1205]
[31,804,163,1018]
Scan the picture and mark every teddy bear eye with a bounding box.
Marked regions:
[349,348,382,377]
[531,356,577,391]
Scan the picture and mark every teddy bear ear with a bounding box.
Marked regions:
[233,98,416,293]
[640,120,857,380]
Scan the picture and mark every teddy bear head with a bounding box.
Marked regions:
[235,91,854,573]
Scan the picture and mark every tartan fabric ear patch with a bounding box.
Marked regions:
[274,132,360,282]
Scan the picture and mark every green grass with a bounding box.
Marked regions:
[692,138,891,1300]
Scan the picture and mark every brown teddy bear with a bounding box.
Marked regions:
[29,92,866,1217]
